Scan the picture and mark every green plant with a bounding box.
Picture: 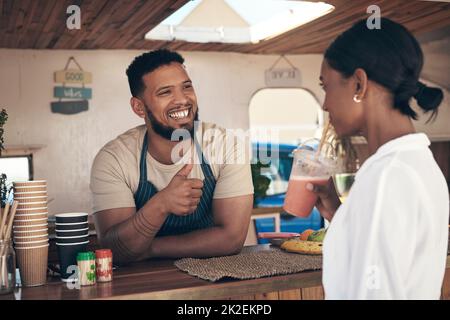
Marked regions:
[251,161,271,207]
[0,108,7,155]
[0,108,8,208]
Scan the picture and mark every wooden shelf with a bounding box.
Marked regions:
[2,144,46,156]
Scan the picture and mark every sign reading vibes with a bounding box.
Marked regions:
[54,87,92,99]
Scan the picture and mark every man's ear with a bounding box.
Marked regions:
[353,68,368,99]
[130,97,146,118]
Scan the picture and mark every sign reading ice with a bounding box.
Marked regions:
[265,56,301,87]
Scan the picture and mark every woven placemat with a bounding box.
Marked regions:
[174,247,322,282]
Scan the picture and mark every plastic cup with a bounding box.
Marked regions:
[283,147,336,217]
[333,173,356,199]
[55,213,88,224]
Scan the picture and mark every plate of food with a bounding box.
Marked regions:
[280,228,327,255]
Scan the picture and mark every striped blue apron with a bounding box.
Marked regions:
[134,133,216,236]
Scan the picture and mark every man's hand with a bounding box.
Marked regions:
[158,163,204,216]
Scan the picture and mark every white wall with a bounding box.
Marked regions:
[0,49,324,215]
[1,49,448,215]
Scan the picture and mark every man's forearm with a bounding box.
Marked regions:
[144,225,246,259]
[100,194,168,265]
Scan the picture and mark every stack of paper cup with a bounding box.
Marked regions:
[55,213,89,282]
[12,180,49,287]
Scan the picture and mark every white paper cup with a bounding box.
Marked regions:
[14,186,47,193]
[16,244,48,287]
[14,243,50,250]
[13,180,47,187]
[13,228,48,237]
[14,233,49,239]
[14,235,49,242]
[14,191,48,197]
[14,228,48,233]
[14,213,48,221]
[13,223,48,231]
[14,196,48,203]
[17,202,48,209]
[15,212,49,217]
[16,207,48,214]
[13,218,48,227]
[14,239,49,246]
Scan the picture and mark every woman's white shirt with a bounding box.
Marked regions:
[323,133,449,299]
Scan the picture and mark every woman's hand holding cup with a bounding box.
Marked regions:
[306,177,341,222]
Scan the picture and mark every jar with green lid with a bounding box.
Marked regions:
[77,251,96,286]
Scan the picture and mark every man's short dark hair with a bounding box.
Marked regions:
[126,49,185,97]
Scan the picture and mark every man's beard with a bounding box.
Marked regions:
[145,104,198,141]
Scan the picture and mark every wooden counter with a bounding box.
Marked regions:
[2,244,324,300]
[1,245,450,300]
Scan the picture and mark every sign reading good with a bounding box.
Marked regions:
[51,57,92,115]
[54,69,92,84]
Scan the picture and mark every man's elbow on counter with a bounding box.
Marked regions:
[222,231,247,256]
[97,236,137,266]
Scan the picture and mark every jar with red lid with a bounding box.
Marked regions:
[95,249,113,282]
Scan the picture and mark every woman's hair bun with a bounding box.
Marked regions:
[414,81,444,112]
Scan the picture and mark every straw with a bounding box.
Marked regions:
[0,201,18,260]
[4,201,19,241]
[0,201,9,240]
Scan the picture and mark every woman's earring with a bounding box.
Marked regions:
[353,95,362,103]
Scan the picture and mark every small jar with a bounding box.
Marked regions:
[95,249,113,282]
[77,252,96,286]
[0,240,16,295]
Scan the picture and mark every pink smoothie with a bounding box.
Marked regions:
[283,176,329,217]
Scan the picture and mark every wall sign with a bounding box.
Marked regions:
[264,55,301,87]
[51,57,92,115]
[54,69,92,84]
[53,87,92,99]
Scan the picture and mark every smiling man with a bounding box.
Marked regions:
[90,49,254,265]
